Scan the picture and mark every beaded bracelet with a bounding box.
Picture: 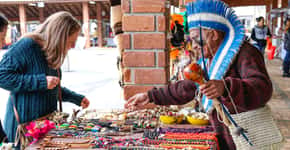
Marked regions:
[159,126,214,133]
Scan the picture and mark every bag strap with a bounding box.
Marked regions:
[10,95,23,146]
[11,96,20,124]
[57,69,63,112]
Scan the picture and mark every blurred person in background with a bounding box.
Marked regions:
[282,18,290,77]
[0,12,8,143]
[251,16,272,54]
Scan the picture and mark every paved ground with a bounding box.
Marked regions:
[0,48,289,149]
[266,58,290,149]
[0,47,123,121]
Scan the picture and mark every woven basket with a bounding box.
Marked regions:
[229,105,283,150]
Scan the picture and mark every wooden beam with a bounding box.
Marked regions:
[62,4,76,15]
[69,4,81,16]
[0,7,13,18]
[222,0,269,7]
[50,4,59,13]
[12,6,19,17]
[8,15,110,22]
[26,6,38,18]
[19,4,27,36]
[0,0,110,5]
[63,5,73,13]
[6,6,18,18]
[82,2,91,48]
[96,2,103,47]
[89,4,97,17]
[76,4,83,16]
[100,2,110,17]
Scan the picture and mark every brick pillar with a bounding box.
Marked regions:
[19,4,26,36]
[96,2,104,47]
[82,2,91,48]
[121,0,170,100]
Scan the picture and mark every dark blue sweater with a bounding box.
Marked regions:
[0,38,84,142]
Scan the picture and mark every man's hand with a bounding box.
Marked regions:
[124,93,150,110]
[200,80,225,99]
[81,97,90,109]
[46,76,60,89]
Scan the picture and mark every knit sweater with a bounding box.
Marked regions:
[0,38,85,142]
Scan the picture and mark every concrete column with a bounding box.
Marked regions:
[39,7,44,23]
[19,4,26,36]
[82,2,90,48]
[96,2,103,47]
[272,0,279,33]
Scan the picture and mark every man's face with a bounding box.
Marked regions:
[258,19,264,27]
[0,25,7,39]
[286,20,290,28]
[189,28,217,59]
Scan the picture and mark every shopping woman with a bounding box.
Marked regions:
[0,11,90,147]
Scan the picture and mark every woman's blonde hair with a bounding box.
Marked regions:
[25,11,81,69]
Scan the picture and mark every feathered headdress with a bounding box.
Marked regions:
[186,0,245,112]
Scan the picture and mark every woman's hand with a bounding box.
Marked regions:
[46,76,60,89]
[81,97,90,109]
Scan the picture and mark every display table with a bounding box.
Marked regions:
[25,107,219,150]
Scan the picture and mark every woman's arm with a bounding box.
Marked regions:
[148,80,197,105]
[61,87,85,106]
[0,55,47,93]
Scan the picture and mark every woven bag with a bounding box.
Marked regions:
[229,105,283,150]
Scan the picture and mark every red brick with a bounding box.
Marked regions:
[158,51,167,67]
[122,52,155,67]
[121,0,130,13]
[157,16,165,31]
[123,85,154,100]
[132,0,166,13]
[121,34,131,50]
[135,69,167,84]
[123,68,131,83]
[133,33,165,49]
[123,15,155,32]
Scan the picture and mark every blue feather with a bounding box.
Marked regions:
[187,0,245,113]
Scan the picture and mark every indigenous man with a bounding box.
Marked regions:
[125,0,273,149]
